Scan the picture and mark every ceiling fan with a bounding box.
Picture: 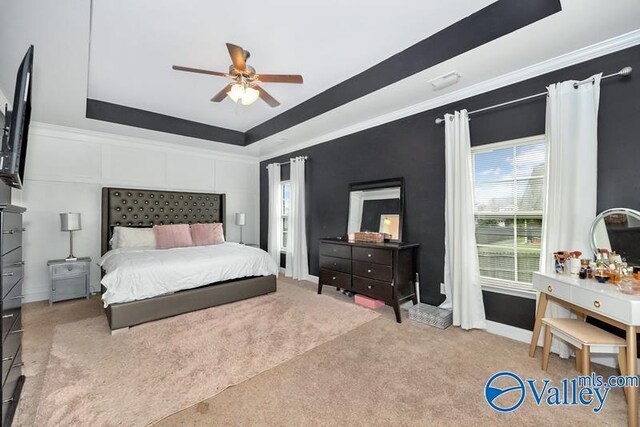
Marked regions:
[172,43,303,108]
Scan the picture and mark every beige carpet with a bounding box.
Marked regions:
[28,281,379,426]
[158,315,629,427]
[16,278,631,426]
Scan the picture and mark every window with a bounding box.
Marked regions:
[280,181,291,252]
[472,135,546,293]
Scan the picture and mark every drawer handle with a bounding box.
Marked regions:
[2,228,25,235]
[367,269,372,273]
[333,262,337,266]
[367,285,372,289]
[12,362,24,368]
[2,398,13,404]
[547,284,553,292]
[594,300,601,308]
[2,272,13,277]
[2,314,13,319]
[9,295,24,300]
[332,276,336,280]
[2,356,12,362]
[4,261,24,267]
[9,329,23,335]
[367,254,372,258]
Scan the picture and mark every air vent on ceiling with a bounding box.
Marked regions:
[428,71,461,91]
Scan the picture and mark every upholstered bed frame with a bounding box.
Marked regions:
[100,187,277,331]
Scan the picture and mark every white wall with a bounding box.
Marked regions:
[11,122,260,302]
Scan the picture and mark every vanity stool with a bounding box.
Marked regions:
[541,318,627,377]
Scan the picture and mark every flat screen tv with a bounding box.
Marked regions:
[1,45,33,189]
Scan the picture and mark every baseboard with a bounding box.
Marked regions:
[305,274,319,284]
[486,320,533,344]
[23,290,50,304]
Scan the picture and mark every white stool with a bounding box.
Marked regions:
[541,317,627,377]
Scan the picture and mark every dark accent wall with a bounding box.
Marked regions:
[260,44,640,330]
[86,99,245,146]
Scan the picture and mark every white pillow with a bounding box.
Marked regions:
[112,227,156,249]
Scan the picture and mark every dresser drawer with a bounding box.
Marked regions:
[1,309,17,344]
[352,247,392,266]
[1,247,23,300]
[352,276,392,302]
[2,280,23,314]
[543,280,571,301]
[2,346,22,407]
[319,243,351,259]
[1,213,23,256]
[319,269,352,290]
[2,316,21,390]
[2,342,20,388]
[352,260,393,282]
[319,255,351,274]
[573,290,630,324]
[52,262,86,278]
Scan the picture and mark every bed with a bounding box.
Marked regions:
[100,187,277,331]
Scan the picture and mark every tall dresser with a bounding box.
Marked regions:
[1,205,25,426]
[318,237,419,323]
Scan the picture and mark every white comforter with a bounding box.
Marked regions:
[99,243,279,307]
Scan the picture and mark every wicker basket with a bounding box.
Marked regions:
[354,231,384,243]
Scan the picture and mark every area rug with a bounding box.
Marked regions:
[32,281,379,426]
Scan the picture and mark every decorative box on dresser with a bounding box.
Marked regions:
[318,237,419,323]
[1,205,26,426]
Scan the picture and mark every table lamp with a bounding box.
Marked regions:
[235,212,246,244]
[60,212,81,261]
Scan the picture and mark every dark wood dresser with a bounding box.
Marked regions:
[318,237,419,323]
[1,205,25,426]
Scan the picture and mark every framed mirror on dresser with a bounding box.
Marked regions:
[318,178,418,323]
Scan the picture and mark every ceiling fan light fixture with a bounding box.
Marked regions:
[227,83,245,103]
[241,87,260,105]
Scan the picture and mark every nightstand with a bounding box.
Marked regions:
[47,257,92,305]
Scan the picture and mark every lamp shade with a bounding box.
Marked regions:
[235,212,246,226]
[60,213,81,231]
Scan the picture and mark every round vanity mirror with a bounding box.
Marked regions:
[590,208,640,266]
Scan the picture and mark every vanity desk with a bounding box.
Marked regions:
[529,272,640,426]
[318,238,419,323]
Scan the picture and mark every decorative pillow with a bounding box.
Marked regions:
[112,227,156,249]
[153,224,194,249]
[191,223,225,246]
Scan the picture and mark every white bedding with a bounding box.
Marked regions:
[99,243,279,307]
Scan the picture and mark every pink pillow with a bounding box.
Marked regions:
[190,223,225,246]
[153,224,194,249]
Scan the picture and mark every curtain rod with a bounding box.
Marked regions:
[265,156,308,169]
[434,66,632,124]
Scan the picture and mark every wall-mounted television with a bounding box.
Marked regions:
[1,45,33,189]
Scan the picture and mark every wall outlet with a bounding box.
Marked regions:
[440,283,446,295]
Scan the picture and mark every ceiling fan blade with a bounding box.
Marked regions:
[255,74,303,84]
[172,65,227,77]
[226,43,246,71]
[211,83,234,102]
[256,85,280,108]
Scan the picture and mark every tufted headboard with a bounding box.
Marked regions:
[101,187,225,255]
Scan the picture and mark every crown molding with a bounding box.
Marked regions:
[29,122,260,163]
[259,29,640,162]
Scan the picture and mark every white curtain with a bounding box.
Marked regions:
[267,163,281,265]
[285,156,309,280]
[540,74,601,358]
[440,110,487,330]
